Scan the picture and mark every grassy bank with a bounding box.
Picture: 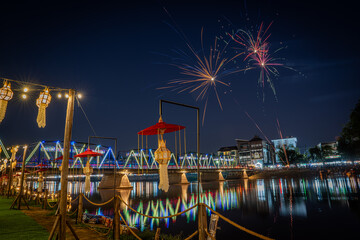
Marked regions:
[0,197,49,240]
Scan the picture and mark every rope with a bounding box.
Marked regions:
[205,229,216,240]
[71,195,80,203]
[184,230,198,240]
[117,196,198,219]
[83,195,114,207]
[118,210,142,240]
[76,97,97,136]
[47,200,58,209]
[67,209,78,216]
[82,223,112,236]
[202,203,275,240]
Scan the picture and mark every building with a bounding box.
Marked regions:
[317,141,340,160]
[217,146,239,165]
[236,136,275,167]
[218,135,276,168]
[271,136,298,163]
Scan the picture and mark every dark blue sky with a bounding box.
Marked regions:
[0,0,359,153]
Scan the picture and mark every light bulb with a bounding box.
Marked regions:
[23,87,29,92]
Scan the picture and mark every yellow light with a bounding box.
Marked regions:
[211,77,214,81]
[22,94,27,99]
[77,93,82,99]
[65,93,69,98]
[57,93,62,98]
[261,62,265,66]
[23,87,29,92]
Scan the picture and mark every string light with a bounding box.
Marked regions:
[0,77,78,128]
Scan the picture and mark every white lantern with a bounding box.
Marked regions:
[36,88,52,128]
[0,81,14,123]
[154,132,171,192]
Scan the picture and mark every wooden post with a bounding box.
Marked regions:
[7,146,19,198]
[198,204,207,240]
[76,193,83,224]
[43,189,48,209]
[155,228,161,240]
[114,195,120,239]
[57,89,75,240]
[18,146,28,206]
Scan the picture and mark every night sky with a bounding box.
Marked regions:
[0,0,359,154]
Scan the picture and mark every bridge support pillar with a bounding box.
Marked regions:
[98,173,133,189]
[243,169,249,179]
[169,172,189,185]
[200,171,226,182]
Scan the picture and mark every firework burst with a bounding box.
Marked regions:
[159,28,248,123]
[227,21,295,101]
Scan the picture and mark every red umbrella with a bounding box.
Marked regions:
[35,163,48,168]
[54,156,73,161]
[74,148,103,158]
[35,168,48,173]
[138,117,185,135]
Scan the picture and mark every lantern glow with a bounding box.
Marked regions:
[36,88,52,128]
[0,81,14,123]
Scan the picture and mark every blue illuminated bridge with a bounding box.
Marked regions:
[0,140,243,170]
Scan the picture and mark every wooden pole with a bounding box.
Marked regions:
[58,89,75,240]
[12,146,29,209]
[7,146,18,197]
[76,193,83,224]
[198,204,207,240]
[114,196,120,239]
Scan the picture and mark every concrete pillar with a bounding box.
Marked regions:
[98,173,133,189]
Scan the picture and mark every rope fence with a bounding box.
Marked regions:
[202,203,275,240]
[82,194,114,206]
[114,196,275,240]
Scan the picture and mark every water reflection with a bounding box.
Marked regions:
[28,175,360,236]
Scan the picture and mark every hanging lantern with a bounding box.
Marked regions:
[154,130,171,192]
[0,81,14,123]
[83,160,93,193]
[138,116,185,192]
[36,87,52,128]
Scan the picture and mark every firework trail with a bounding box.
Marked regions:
[158,25,249,123]
[227,21,296,102]
[244,111,287,165]
[275,117,289,166]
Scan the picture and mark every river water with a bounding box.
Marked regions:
[31,175,360,239]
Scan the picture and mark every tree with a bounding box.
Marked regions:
[338,99,360,160]
[277,147,305,166]
[308,145,334,162]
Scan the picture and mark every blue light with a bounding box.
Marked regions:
[71,141,75,145]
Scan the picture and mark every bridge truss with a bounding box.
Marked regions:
[2,140,238,170]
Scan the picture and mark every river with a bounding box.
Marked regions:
[29,175,360,239]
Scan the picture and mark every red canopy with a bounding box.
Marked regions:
[54,156,73,161]
[138,117,185,136]
[35,163,48,168]
[74,148,103,158]
[35,168,48,173]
